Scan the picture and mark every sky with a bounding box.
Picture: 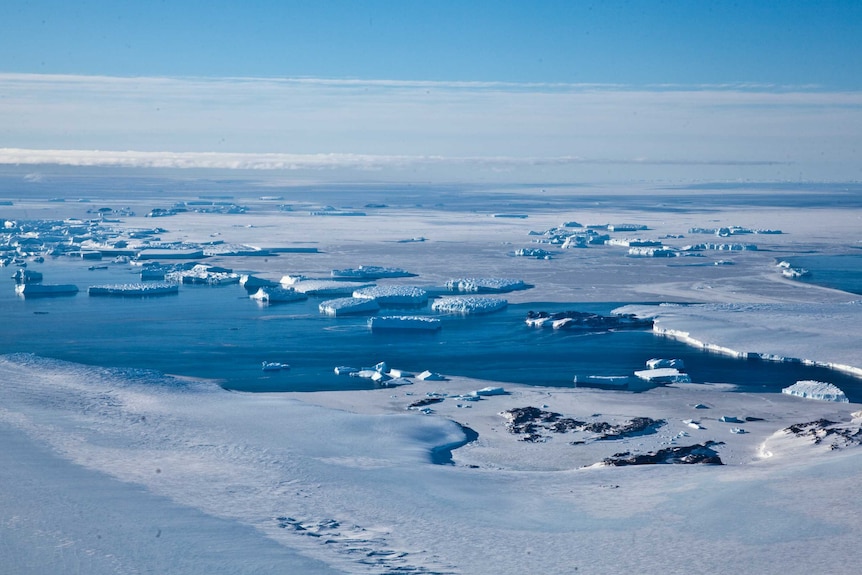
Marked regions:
[1,1,861,183]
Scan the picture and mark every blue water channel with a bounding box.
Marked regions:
[3,258,861,400]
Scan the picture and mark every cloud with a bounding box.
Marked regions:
[0,148,790,172]
[0,73,859,181]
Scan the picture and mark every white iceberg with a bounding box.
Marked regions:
[646,358,685,370]
[431,296,508,315]
[353,285,429,305]
[573,375,632,390]
[331,265,414,279]
[444,278,526,293]
[634,368,692,384]
[291,279,375,296]
[472,386,506,397]
[319,297,380,316]
[781,380,849,403]
[88,282,179,296]
[248,286,307,303]
[417,370,447,381]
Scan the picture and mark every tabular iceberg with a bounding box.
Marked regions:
[248,286,307,303]
[352,285,429,306]
[319,297,380,316]
[431,296,508,315]
[634,368,692,384]
[331,265,415,279]
[88,282,179,296]
[781,380,849,403]
[445,278,527,293]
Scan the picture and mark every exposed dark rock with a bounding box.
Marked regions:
[408,397,445,408]
[603,442,724,466]
[784,419,862,448]
[525,310,653,330]
[549,418,586,432]
[598,417,664,439]
[501,406,664,442]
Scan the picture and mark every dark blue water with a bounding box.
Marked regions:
[3,258,861,400]
[786,254,862,296]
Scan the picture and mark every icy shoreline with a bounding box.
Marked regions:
[614,302,862,380]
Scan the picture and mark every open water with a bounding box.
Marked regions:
[3,258,862,400]
[786,253,862,296]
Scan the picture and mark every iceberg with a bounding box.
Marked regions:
[646,358,685,370]
[319,297,380,316]
[368,316,442,332]
[417,370,447,381]
[781,380,849,403]
[431,296,508,315]
[573,375,633,390]
[11,268,42,283]
[472,386,506,396]
[15,283,78,297]
[634,368,692,384]
[248,286,307,304]
[352,285,429,306]
[239,274,279,290]
[167,264,240,285]
[290,279,375,296]
[444,278,527,293]
[88,282,179,297]
[331,265,415,279]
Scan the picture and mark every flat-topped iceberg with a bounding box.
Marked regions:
[782,380,849,403]
[240,274,279,290]
[353,285,429,306]
[290,279,375,296]
[646,358,685,370]
[369,315,442,332]
[573,375,633,390]
[445,278,527,293]
[431,296,508,315]
[248,286,307,303]
[88,282,179,296]
[331,265,415,279]
[167,264,240,285]
[319,297,380,316]
[634,368,692,384]
[15,283,78,297]
[11,269,42,283]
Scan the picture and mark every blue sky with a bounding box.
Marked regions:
[1,1,861,182]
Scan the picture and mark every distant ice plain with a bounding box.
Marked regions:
[2,175,862,574]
